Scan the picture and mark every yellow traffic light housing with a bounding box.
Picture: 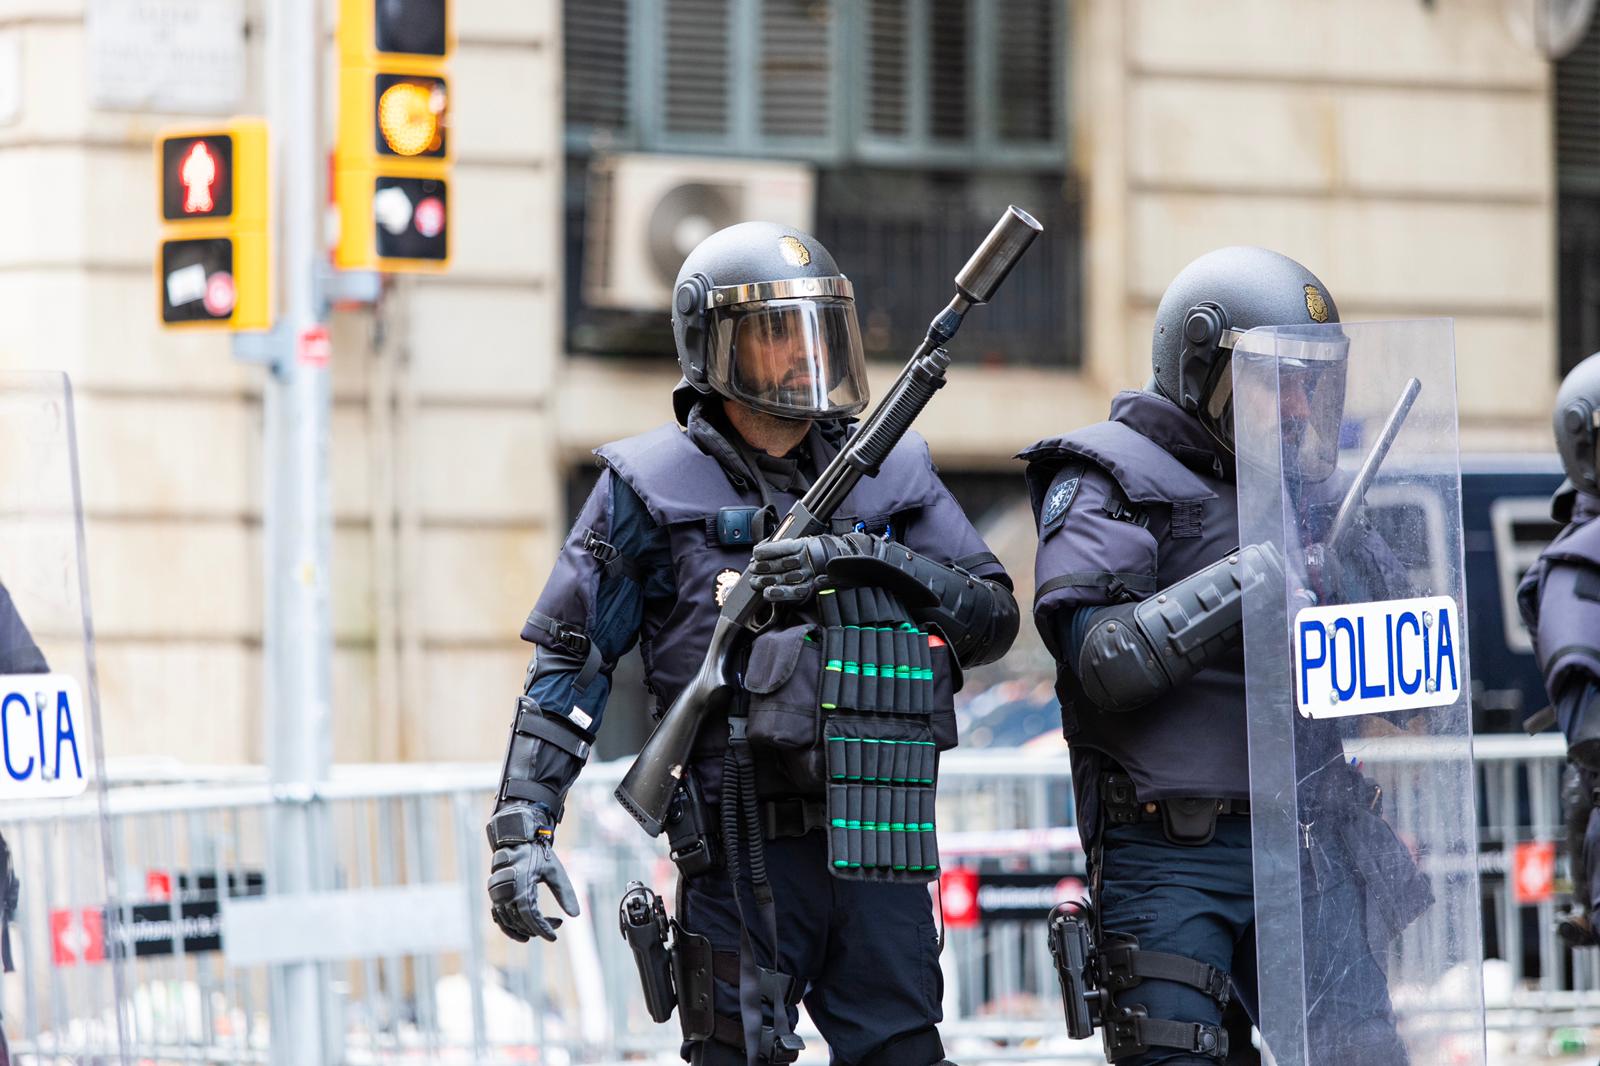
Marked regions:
[335,0,452,273]
[156,120,270,330]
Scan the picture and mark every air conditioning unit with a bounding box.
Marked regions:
[583,153,816,312]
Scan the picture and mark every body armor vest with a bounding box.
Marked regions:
[596,422,948,767]
[1022,409,1250,803]
[1520,505,1600,696]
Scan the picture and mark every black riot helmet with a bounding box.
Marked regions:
[1151,246,1343,460]
[1555,351,1600,496]
[671,221,870,426]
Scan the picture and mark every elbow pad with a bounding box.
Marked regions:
[921,573,1020,667]
[1076,544,1282,713]
[826,543,1019,667]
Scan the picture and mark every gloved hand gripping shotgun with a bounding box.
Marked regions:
[614,205,1043,835]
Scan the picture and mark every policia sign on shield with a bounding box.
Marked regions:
[1235,320,1486,1064]
[1293,595,1462,719]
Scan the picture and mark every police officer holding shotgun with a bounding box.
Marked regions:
[486,214,1036,1066]
[1518,351,1600,947]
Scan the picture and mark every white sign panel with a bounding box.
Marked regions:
[87,0,244,115]
[1293,596,1462,720]
[0,673,90,798]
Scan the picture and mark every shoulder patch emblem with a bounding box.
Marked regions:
[714,568,741,607]
[1042,473,1081,528]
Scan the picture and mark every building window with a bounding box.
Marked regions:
[1557,14,1600,376]
[562,0,1082,369]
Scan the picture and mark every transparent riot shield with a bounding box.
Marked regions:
[1234,321,1485,1065]
[0,372,128,1062]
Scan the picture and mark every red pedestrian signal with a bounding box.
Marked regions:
[162,135,234,221]
[156,120,269,330]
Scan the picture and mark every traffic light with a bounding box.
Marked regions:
[335,0,452,272]
[156,121,270,330]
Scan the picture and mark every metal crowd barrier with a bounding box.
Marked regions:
[0,736,1590,1063]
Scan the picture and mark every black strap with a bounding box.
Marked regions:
[723,723,803,1063]
[522,611,607,699]
[710,1013,745,1050]
[523,610,591,657]
[514,707,593,760]
[761,799,827,840]
[501,779,562,811]
[1100,943,1231,1006]
[712,948,741,986]
[1037,571,1158,601]
[1104,1015,1228,1061]
[953,551,999,574]
[581,527,646,584]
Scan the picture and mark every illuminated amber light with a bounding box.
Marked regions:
[378,80,443,157]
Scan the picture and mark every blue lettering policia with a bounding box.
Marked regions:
[1518,350,1600,948]
[1023,248,1422,1064]
[486,223,1018,1066]
[1296,606,1457,704]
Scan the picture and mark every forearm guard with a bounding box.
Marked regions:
[494,652,597,820]
[830,540,1019,667]
[1076,544,1281,713]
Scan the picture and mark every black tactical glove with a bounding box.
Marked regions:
[748,532,877,604]
[486,803,581,943]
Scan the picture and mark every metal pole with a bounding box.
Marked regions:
[263,0,333,1061]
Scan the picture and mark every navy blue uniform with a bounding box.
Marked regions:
[1519,489,1600,920]
[520,404,1009,1066]
[1023,391,1407,1065]
[1517,490,1600,754]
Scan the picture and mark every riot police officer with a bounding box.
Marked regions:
[1517,351,1600,945]
[1022,248,1412,1064]
[485,222,1019,1066]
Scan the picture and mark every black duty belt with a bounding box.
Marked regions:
[1101,772,1249,847]
[762,798,828,840]
[1106,796,1253,824]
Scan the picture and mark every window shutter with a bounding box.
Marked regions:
[927,0,970,142]
[866,0,910,137]
[663,0,733,136]
[1557,13,1600,193]
[993,0,1056,143]
[760,0,834,140]
[563,0,631,136]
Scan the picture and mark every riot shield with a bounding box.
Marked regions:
[1234,321,1485,1065]
[0,372,128,1062]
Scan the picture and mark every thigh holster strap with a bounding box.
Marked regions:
[1099,937,1232,1008]
[1104,1008,1229,1062]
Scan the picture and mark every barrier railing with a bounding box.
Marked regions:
[0,736,1590,1063]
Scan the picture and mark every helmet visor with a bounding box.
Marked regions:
[706,298,869,419]
[1230,331,1350,484]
